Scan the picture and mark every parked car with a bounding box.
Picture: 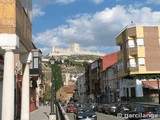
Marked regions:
[128,104,158,120]
[115,102,131,116]
[66,104,77,113]
[74,107,97,120]
[68,101,74,105]
[96,104,103,112]
[108,103,117,114]
[101,104,110,114]
[155,106,160,117]
[75,102,80,107]
[59,101,65,106]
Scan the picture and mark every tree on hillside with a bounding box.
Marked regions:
[52,63,63,92]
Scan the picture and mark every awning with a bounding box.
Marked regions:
[142,80,160,90]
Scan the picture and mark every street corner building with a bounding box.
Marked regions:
[0,0,44,120]
[84,24,160,104]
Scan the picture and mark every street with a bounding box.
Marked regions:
[30,104,160,120]
[66,112,160,120]
[66,112,125,120]
[30,105,124,120]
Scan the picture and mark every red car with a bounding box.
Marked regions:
[66,104,77,113]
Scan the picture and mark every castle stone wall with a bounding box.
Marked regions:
[49,43,106,56]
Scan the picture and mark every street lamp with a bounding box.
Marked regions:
[49,56,56,120]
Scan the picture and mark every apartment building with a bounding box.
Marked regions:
[116,24,160,102]
[104,63,119,103]
[77,74,87,104]
[87,52,118,103]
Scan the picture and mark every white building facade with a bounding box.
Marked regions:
[119,79,143,100]
[105,64,119,103]
[77,74,87,104]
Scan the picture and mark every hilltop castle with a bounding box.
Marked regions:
[49,43,106,56]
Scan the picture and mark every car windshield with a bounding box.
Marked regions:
[68,104,75,107]
[77,110,84,113]
[120,104,130,108]
[84,108,94,113]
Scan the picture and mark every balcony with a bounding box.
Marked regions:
[30,68,41,75]
[129,66,139,72]
[128,47,137,56]
[116,34,123,45]
[30,49,42,77]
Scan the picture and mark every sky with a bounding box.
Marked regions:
[32,0,160,55]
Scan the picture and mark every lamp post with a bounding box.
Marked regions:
[49,57,56,120]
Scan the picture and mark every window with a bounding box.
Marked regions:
[138,58,145,66]
[129,59,136,67]
[91,61,98,70]
[128,39,135,48]
[118,62,124,71]
[131,87,136,98]
[33,58,39,68]
[137,38,144,46]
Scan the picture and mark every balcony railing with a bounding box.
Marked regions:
[30,68,42,75]
[128,47,137,56]
[129,66,139,72]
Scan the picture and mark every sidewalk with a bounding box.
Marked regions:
[30,106,50,120]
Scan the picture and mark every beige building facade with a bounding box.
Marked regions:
[116,25,160,77]
[116,24,160,102]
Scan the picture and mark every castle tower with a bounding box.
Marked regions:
[70,43,80,52]
[52,46,55,52]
